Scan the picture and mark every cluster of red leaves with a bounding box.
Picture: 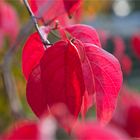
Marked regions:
[0,0,19,48]
[4,119,58,140]
[110,85,140,138]
[131,33,140,59]
[4,113,130,140]
[4,104,73,139]
[22,23,123,131]
[101,34,132,76]
[28,0,82,26]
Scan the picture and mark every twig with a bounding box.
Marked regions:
[23,0,50,46]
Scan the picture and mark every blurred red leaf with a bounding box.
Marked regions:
[131,33,140,59]
[63,0,82,17]
[73,121,130,140]
[4,118,57,140]
[120,55,132,76]
[49,103,75,132]
[29,0,82,25]
[104,35,132,76]
[110,85,140,138]
[0,1,19,43]
[5,121,38,140]
[97,29,109,47]
[0,30,4,48]
[113,36,125,59]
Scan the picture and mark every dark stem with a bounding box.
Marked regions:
[23,0,50,46]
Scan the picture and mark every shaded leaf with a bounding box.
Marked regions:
[40,40,85,119]
[131,33,140,59]
[26,65,47,117]
[22,32,45,80]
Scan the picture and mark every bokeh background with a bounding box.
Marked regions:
[0,0,140,135]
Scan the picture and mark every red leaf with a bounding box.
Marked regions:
[63,0,82,17]
[29,0,82,25]
[97,29,109,47]
[73,121,130,140]
[84,43,122,123]
[4,118,57,140]
[131,33,140,59]
[72,40,95,117]
[110,85,140,138]
[49,103,75,133]
[72,39,95,94]
[81,92,95,119]
[82,55,95,95]
[26,65,48,117]
[120,54,132,76]
[113,36,125,59]
[0,1,19,43]
[81,58,95,118]
[40,40,85,119]
[0,30,4,48]
[22,32,45,80]
[65,24,101,47]
[5,121,38,140]
[29,0,64,22]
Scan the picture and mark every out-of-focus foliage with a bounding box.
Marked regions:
[0,0,34,133]
[83,0,112,17]
[6,0,29,23]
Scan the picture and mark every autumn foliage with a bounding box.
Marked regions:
[20,0,123,132]
[2,0,140,139]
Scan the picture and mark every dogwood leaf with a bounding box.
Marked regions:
[65,24,101,47]
[22,32,45,80]
[84,43,123,123]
